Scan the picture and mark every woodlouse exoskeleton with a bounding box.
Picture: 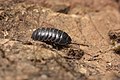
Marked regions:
[31,27,72,49]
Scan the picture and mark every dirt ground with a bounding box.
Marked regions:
[0,0,120,80]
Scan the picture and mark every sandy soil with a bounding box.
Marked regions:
[0,0,120,80]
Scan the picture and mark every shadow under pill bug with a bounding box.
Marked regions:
[31,27,72,47]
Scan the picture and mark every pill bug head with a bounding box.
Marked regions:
[67,35,72,44]
[58,32,72,45]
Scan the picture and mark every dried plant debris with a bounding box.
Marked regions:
[64,49,85,60]
[108,29,120,54]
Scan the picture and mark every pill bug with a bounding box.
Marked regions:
[31,27,72,49]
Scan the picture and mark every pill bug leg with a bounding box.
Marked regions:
[40,41,64,50]
[52,44,67,50]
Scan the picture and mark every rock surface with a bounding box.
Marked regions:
[0,0,120,80]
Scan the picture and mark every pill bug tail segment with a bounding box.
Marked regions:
[31,28,39,41]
